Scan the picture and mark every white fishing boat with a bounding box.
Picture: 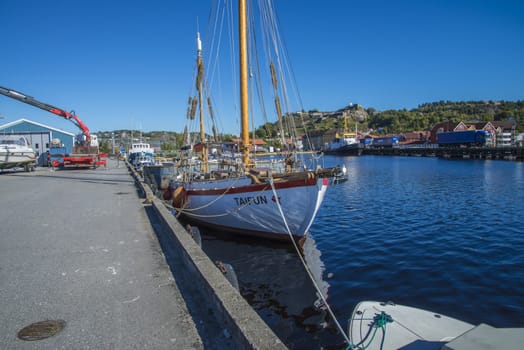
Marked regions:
[166,0,339,244]
[324,113,362,156]
[0,135,36,172]
[129,142,154,157]
[128,142,154,171]
[324,131,362,156]
[348,301,524,349]
[131,153,154,172]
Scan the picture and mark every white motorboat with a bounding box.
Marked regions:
[0,135,36,172]
[348,301,523,349]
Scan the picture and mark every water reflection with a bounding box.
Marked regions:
[198,229,345,349]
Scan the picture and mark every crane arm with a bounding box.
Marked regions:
[0,85,91,143]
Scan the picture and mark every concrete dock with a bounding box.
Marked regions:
[0,159,285,349]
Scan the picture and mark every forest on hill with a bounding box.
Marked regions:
[97,100,524,152]
[270,100,524,137]
[365,100,524,134]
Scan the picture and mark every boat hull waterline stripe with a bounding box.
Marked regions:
[185,176,318,196]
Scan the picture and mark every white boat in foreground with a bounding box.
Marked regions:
[348,301,523,350]
[0,135,36,172]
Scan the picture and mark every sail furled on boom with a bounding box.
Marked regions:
[207,97,218,142]
[188,97,197,120]
[269,60,286,149]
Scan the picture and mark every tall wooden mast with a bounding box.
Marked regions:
[196,32,208,172]
[239,0,250,167]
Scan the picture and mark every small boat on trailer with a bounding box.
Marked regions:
[0,135,36,172]
[348,301,523,350]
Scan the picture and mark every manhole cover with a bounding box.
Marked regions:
[17,320,65,341]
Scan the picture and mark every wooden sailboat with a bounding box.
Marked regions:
[166,0,339,243]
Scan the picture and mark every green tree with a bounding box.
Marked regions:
[99,140,111,154]
[161,142,176,151]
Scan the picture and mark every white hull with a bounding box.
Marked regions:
[0,136,36,170]
[349,301,474,350]
[349,301,524,349]
[172,175,329,242]
[0,151,36,169]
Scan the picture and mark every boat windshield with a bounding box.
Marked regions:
[0,136,29,146]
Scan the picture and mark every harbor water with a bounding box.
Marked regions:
[201,155,524,349]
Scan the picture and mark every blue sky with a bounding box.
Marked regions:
[1,0,523,136]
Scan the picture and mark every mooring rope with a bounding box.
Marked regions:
[268,177,352,346]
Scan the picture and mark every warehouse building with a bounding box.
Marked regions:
[0,118,75,166]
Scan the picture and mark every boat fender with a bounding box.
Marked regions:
[215,260,239,291]
[162,186,173,200]
[185,225,202,247]
[172,186,186,208]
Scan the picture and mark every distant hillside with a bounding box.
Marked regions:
[260,100,524,136]
[367,100,524,134]
[97,101,524,151]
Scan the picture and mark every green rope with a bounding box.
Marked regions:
[345,312,393,350]
[374,312,393,328]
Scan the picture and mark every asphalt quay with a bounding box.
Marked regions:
[0,159,286,350]
[0,160,203,349]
